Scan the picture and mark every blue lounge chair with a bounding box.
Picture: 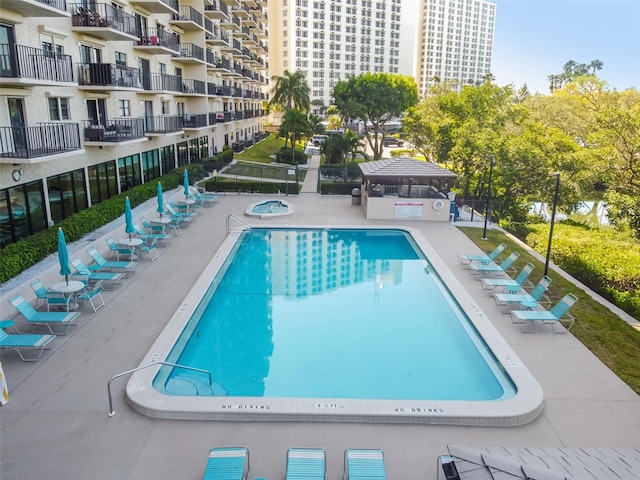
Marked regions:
[481,263,534,292]
[8,294,79,335]
[77,280,105,312]
[458,243,506,266]
[344,449,387,480]
[105,236,120,258]
[30,278,49,309]
[286,448,326,480]
[511,293,578,333]
[203,447,249,480]
[87,247,138,273]
[139,239,159,261]
[166,203,195,221]
[0,329,55,361]
[493,275,552,312]
[133,223,173,245]
[142,218,182,237]
[467,251,520,277]
[71,258,125,288]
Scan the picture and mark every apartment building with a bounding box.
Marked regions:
[415,0,496,96]
[268,0,403,116]
[0,0,268,248]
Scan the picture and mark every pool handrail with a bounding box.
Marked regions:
[226,214,251,235]
[107,360,212,417]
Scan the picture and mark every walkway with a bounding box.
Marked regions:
[300,150,321,193]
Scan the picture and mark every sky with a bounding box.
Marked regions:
[401,0,640,94]
[490,0,640,94]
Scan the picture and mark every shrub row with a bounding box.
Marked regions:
[320,182,360,195]
[525,222,640,319]
[0,166,204,283]
[202,178,300,195]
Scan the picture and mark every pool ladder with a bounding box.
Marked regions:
[226,213,251,235]
[106,360,212,417]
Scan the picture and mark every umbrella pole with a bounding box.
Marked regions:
[65,274,69,286]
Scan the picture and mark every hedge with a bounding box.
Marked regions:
[202,178,300,195]
[525,222,640,319]
[320,182,360,195]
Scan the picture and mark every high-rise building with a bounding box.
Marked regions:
[415,0,496,96]
[0,0,269,247]
[268,0,403,116]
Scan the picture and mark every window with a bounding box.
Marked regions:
[88,160,118,205]
[115,51,127,66]
[48,98,70,121]
[161,101,170,115]
[118,99,130,116]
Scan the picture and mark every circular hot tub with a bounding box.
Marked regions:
[245,199,294,218]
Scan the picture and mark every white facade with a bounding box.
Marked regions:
[0,0,269,247]
[415,0,496,96]
[268,0,403,115]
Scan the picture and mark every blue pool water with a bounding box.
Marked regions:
[155,228,515,402]
[252,200,289,214]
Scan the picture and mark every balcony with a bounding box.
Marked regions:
[182,114,208,129]
[0,123,81,163]
[169,6,204,31]
[77,63,143,90]
[173,44,205,64]
[134,28,180,54]
[214,111,232,123]
[204,1,229,19]
[71,4,139,41]
[178,78,206,96]
[0,44,74,86]
[220,14,241,31]
[207,56,231,72]
[207,112,218,125]
[128,0,178,15]
[83,118,145,145]
[205,28,229,46]
[1,0,69,17]
[144,115,183,135]
[142,73,181,93]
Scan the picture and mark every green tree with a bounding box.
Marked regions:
[278,108,309,151]
[269,70,310,112]
[332,73,418,160]
[322,131,368,164]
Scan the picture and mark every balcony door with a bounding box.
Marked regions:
[0,23,16,77]
[87,98,107,126]
[8,98,26,152]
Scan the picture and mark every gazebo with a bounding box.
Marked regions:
[358,157,458,221]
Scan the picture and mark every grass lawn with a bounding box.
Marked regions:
[234,135,307,164]
[459,226,640,395]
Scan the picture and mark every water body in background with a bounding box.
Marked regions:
[530,200,610,227]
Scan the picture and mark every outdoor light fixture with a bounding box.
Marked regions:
[482,155,495,240]
[12,168,24,182]
[544,173,561,276]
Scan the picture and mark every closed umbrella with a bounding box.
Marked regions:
[57,227,71,286]
[157,182,164,218]
[183,169,190,200]
[125,196,135,240]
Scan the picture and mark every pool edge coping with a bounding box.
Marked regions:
[126,224,544,426]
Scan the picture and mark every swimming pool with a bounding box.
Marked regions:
[127,226,543,425]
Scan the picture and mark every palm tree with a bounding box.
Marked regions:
[589,59,604,74]
[279,108,309,152]
[269,70,310,112]
[342,130,368,161]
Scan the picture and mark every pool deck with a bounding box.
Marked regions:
[1,193,639,480]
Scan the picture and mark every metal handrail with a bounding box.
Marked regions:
[226,213,251,235]
[107,360,211,417]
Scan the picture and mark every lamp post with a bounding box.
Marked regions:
[544,173,561,276]
[213,169,218,192]
[481,155,495,240]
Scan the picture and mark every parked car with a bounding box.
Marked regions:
[383,137,404,147]
[312,135,328,146]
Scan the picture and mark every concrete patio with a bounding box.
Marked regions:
[1,192,639,480]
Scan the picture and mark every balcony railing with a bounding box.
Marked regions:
[78,63,142,88]
[1,0,68,17]
[0,123,81,159]
[0,44,74,82]
[174,43,205,62]
[172,6,203,28]
[180,78,206,95]
[136,28,179,51]
[71,3,137,37]
[143,73,181,92]
[208,112,218,125]
[144,115,183,134]
[83,118,145,143]
[182,114,208,129]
